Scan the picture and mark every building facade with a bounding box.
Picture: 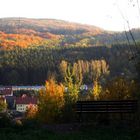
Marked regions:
[16,96,37,112]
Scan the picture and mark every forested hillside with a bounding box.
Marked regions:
[0,18,103,49]
[0,18,140,50]
[0,18,139,85]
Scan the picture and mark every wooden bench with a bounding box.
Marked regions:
[76,100,138,122]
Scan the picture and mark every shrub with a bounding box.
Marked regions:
[100,77,138,100]
[0,97,7,112]
[89,80,102,100]
[25,105,38,119]
[0,113,12,127]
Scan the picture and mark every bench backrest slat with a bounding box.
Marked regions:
[76,100,138,113]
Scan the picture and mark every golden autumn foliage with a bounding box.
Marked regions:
[38,79,65,123]
[92,80,102,100]
[100,77,137,100]
[0,32,43,49]
[25,104,38,119]
[0,97,7,112]
[59,60,80,103]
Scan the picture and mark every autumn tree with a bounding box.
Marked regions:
[91,80,102,100]
[90,60,109,82]
[25,104,38,119]
[59,60,81,103]
[38,79,65,123]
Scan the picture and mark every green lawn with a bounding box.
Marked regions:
[0,124,139,140]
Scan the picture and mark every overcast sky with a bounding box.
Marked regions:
[0,0,140,31]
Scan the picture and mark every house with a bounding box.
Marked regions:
[0,87,15,110]
[0,86,13,97]
[15,95,37,112]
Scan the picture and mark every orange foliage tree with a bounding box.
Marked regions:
[25,104,38,119]
[38,79,65,123]
[0,32,43,49]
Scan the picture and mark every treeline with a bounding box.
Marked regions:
[0,44,137,85]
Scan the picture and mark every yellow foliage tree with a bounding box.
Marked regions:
[0,97,7,112]
[100,77,137,100]
[90,80,102,100]
[38,79,65,123]
[60,61,80,103]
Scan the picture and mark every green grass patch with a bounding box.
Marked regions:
[0,124,139,140]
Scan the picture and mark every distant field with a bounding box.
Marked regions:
[0,124,139,140]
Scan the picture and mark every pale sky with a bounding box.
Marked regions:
[0,0,140,31]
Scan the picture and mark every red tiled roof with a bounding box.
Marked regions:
[16,97,37,104]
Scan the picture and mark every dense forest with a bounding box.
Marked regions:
[0,45,138,85]
[0,18,140,85]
